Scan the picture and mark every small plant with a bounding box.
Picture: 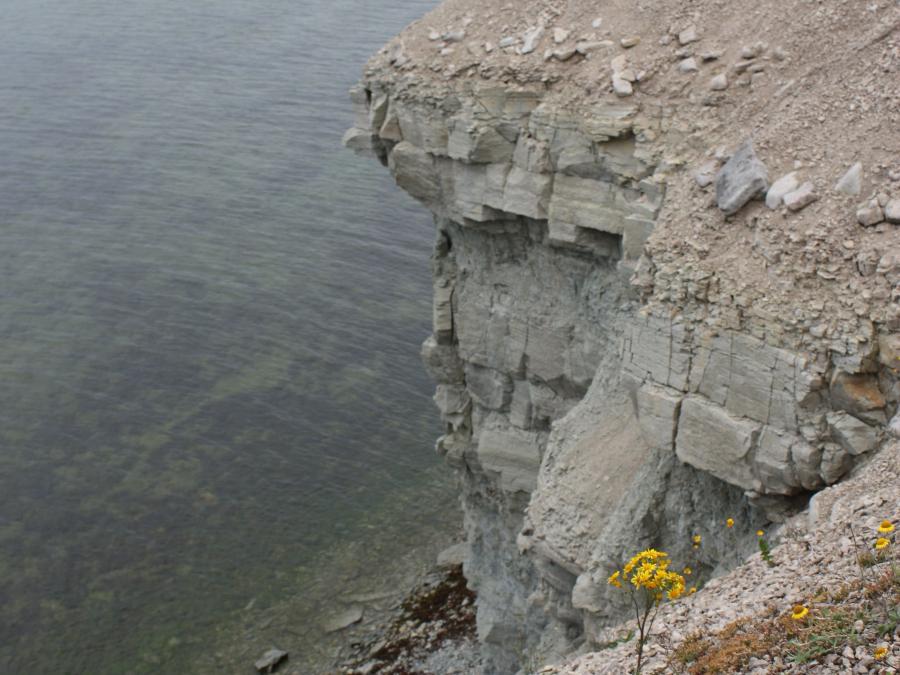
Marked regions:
[608,549,686,674]
[757,530,776,567]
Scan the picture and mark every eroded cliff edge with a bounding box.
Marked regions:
[344,1,900,671]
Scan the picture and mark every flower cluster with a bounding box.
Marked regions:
[609,548,686,600]
[875,519,894,552]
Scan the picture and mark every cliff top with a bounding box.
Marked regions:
[365,0,900,355]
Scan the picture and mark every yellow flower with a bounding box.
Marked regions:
[756,530,764,537]
[875,538,890,550]
[683,566,692,576]
[608,570,622,588]
[689,587,697,594]
[791,605,809,620]
[692,534,702,544]
[878,520,895,534]
[725,518,734,528]
[875,646,888,660]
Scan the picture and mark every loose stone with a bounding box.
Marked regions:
[678,25,699,45]
[857,201,884,227]
[766,171,800,209]
[885,199,900,224]
[520,26,544,54]
[612,76,634,97]
[710,73,728,90]
[835,162,863,195]
[679,57,699,73]
[620,36,640,48]
[553,27,570,44]
[716,139,769,214]
[783,182,818,212]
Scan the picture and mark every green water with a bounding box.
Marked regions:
[0,0,452,672]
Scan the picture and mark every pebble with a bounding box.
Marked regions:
[576,40,613,55]
[520,25,544,54]
[612,76,634,97]
[857,201,885,227]
[694,160,718,188]
[679,57,699,73]
[885,199,900,224]
[783,182,819,212]
[498,36,517,48]
[701,50,723,61]
[550,47,577,61]
[710,73,728,90]
[678,25,699,45]
[766,171,800,209]
[835,162,863,195]
[553,27,570,44]
[591,17,603,29]
[620,36,640,48]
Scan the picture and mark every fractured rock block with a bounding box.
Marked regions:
[502,166,553,219]
[389,141,441,207]
[675,396,760,490]
[636,383,683,449]
[753,427,800,495]
[476,427,542,493]
[421,335,465,383]
[448,122,516,164]
[466,363,513,410]
[829,370,886,416]
[791,440,824,491]
[826,411,878,456]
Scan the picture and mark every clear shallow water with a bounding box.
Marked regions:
[0,0,450,672]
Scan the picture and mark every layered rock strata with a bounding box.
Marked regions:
[344,3,899,670]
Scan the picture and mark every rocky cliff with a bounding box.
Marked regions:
[344,1,900,671]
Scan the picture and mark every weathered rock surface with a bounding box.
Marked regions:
[344,0,899,670]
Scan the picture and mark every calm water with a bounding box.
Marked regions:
[0,0,452,672]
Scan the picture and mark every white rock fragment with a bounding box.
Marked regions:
[766,171,800,209]
[710,73,728,90]
[551,47,577,61]
[428,30,441,41]
[835,162,863,195]
[612,77,634,97]
[553,28,570,44]
[694,160,718,188]
[678,25,699,46]
[783,182,818,212]
[484,42,494,52]
[701,50,722,61]
[591,17,603,29]
[679,57,699,73]
[443,29,466,43]
[576,40,613,55]
[520,25,545,54]
[620,36,640,48]
[857,200,884,227]
[885,199,900,224]
[498,36,517,48]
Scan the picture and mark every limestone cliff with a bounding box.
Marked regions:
[344,1,899,671]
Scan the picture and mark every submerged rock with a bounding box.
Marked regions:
[254,648,288,673]
[323,606,364,633]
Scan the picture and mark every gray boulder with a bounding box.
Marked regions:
[716,140,769,215]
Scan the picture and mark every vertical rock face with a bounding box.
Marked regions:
[344,75,896,672]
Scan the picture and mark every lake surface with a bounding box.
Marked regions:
[0,0,453,672]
